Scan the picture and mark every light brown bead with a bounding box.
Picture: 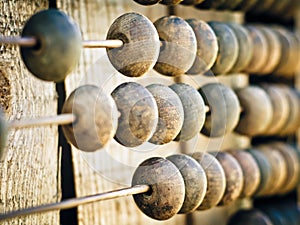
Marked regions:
[185,19,218,75]
[191,152,226,210]
[244,26,269,74]
[62,85,118,152]
[160,0,183,4]
[146,84,184,145]
[0,109,7,159]
[210,152,244,206]
[260,84,289,136]
[111,82,158,147]
[209,22,239,75]
[154,16,197,76]
[167,154,207,214]
[235,86,273,136]
[228,150,260,198]
[228,23,253,73]
[107,13,160,77]
[133,0,161,5]
[199,83,241,137]
[169,83,206,141]
[132,157,185,220]
[228,209,274,225]
[247,149,273,197]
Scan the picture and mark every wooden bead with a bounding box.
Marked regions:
[20,9,82,82]
[257,145,288,195]
[228,150,260,198]
[195,0,226,9]
[235,86,273,136]
[160,0,183,4]
[209,22,239,75]
[132,157,185,220]
[181,0,205,5]
[228,209,274,225]
[0,109,7,159]
[146,84,184,145]
[154,16,197,76]
[167,154,207,214]
[218,0,243,10]
[111,82,158,147]
[133,0,161,5]
[247,149,273,197]
[260,84,289,136]
[234,0,258,11]
[169,83,206,141]
[244,26,269,74]
[199,83,241,137]
[62,85,118,152]
[185,19,219,75]
[271,143,300,194]
[107,13,160,78]
[191,152,226,210]
[210,152,244,206]
[228,23,253,73]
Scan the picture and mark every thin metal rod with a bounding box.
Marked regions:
[0,185,149,221]
[8,114,76,129]
[82,40,123,48]
[0,36,37,47]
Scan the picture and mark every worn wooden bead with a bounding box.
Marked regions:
[209,22,239,75]
[195,0,226,9]
[234,0,258,11]
[228,150,260,198]
[133,0,161,5]
[235,86,273,136]
[21,9,82,82]
[228,23,253,73]
[167,154,207,214]
[181,0,205,5]
[185,19,219,75]
[199,83,241,137]
[191,152,226,210]
[0,109,7,159]
[244,26,269,74]
[107,13,160,78]
[260,85,289,136]
[62,85,118,152]
[271,143,300,194]
[146,84,184,145]
[132,157,185,220]
[247,149,273,197]
[154,16,197,76]
[257,145,288,195]
[111,82,158,147]
[228,209,274,225]
[210,152,243,206]
[160,0,183,5]
[169,83,206,141]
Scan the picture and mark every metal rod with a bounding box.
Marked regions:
[0,185,149,221]
[82,40,123,48]
[8,114,76,129]
[0,36,37,47]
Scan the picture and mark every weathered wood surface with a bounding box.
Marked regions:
[0,1,60,224]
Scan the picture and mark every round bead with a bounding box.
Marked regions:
[191,152,226,210]
[228,209,274,225]
[210,152,244,206]
[208,22,239,75]
[21,9,82,82]
[146,84,184,145]
[228,150,260,198]
[181,0,205,5]
[247,149,273,197]
[62,85,118,152]
[0,109,7,159]
[199,83,241,137]
[185,19,219,75]
[132,157,185,220]
[271,143,300,194]
[133,0,161,5]
[160,0,183,4]
[107,13,160,77]
[167,154,207,214]
[234,0,258,11]
[257,145,288,195]
[227,23,253,73]
[260,84,289,136]
[244,26,269,74]
[169,83,206,141]
[195,0,226,9]
[235,86,273,136]
[111,82,158,147]
[154,16,197,76]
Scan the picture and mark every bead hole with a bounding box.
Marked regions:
[31,38,42,52]
[159,38,166,51]
[143,186,153,197]
[113,33,129,50]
